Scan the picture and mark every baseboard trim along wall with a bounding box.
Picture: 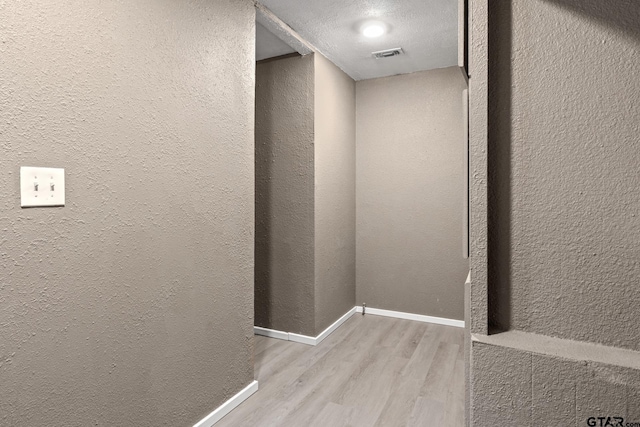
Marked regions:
[254,305,464,347]
[315,307,359,344]
[254,307,357,346]
[193,380,259,427]
[355,306,465,328]
[253,326,289,341]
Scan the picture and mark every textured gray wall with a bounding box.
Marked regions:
[0,1,255,426]
[255,53,356,337]
[313,54,356,333]
[471,337,640,426]
[356,67,469,321]
[469,0,640,425]
[468,0,489,336]
[255,54,316,336]
[488,0,640,350]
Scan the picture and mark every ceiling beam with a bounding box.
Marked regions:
[255,2,316,56]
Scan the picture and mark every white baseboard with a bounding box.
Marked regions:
[315,306,357,345]
[193,380,258,427]
[254,306,357,346]
[356,306,465,328]
[253,326,289,341]
[287,332,317,346]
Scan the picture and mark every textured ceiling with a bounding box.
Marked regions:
[258,0,458,80]
[256,22,296,61]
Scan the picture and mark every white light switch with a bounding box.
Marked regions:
[20,166,65,207]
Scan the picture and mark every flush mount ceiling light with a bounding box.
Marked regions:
[362,21,386,38]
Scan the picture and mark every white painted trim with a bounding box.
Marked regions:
[356,306,465,328]
[315,306,357,345]
[253,307,357,346]
[253,326,289,341]
[287,332,316,346]
[193,380,258,427]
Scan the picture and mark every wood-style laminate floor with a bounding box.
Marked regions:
[217,314,464,427]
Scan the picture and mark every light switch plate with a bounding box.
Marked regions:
[20,166,65,207]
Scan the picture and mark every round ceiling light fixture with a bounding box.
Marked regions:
[362,21,386,38]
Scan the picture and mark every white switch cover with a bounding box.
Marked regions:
[20,166,65,207]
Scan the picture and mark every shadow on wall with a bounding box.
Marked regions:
[254,80,274,328]
[544,0,640,41]
[487,0,512,334]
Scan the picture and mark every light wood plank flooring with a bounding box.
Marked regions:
[217,314,464,427]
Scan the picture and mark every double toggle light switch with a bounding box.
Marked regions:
[20,166,65,207]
